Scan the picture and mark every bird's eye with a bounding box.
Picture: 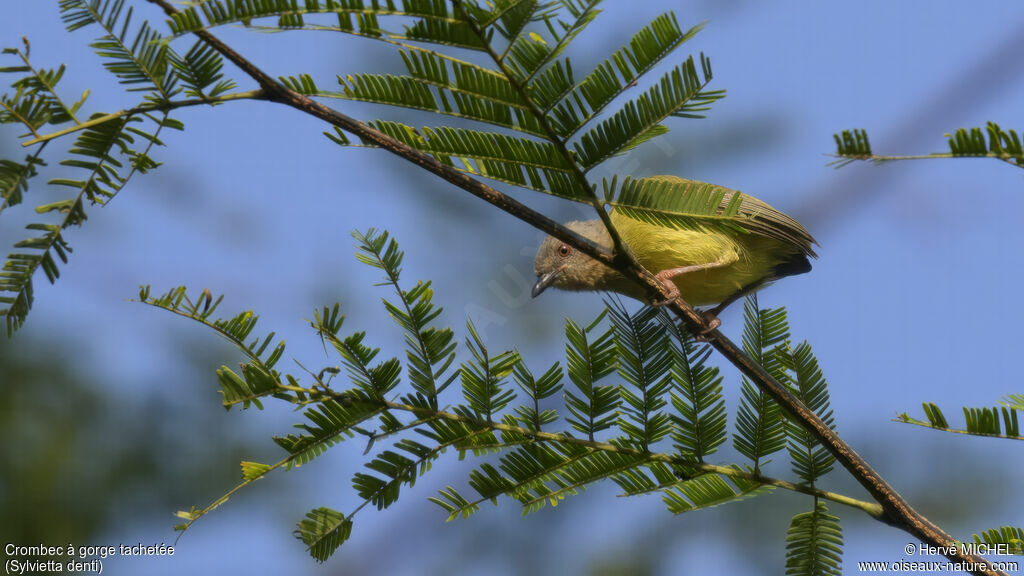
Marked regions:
[557,245,572,258]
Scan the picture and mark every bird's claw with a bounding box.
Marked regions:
[651,295,678,307]
[693,311,721,341]
[651,273,682,307]
[650,278,721,339]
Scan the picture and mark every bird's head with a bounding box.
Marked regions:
[531,220,612,298]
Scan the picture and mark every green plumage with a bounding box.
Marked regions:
[532,176,816,308]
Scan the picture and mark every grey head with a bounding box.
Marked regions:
[532,220,631,298]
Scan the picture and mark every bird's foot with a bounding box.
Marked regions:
[648,267,724,337]
[650,271,683,307]
[693,310,721,341]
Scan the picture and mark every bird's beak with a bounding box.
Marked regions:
[531,267,564,298]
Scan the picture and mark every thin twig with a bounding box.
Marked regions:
[829,152,1023,169]
[22,90,266,147]
[895,417,1024,441]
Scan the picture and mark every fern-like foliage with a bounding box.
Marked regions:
[563,309,618,440]
[946,122,1024,165]
[353,228,457,409]
[165,0,469,42]
[315,68,548,136]
[482,0,538,42]
[138,285,296,409]
[830,128,872,167]
[0,154,45,213]
[1003,394,1024,412]
[608,299,673,450]
[661,312,726,462]
[315,308,402,402]
[458,319,520,420]
[605,176,817,257]
[169,40,238,99]
[785,501,843,576]
[0,41,87,133]
[3,0,730,335]
[60,0,178,100]
[733,296,789,471]
[608,175,745,236]
[350,119,583,199]
[0,43,60,217]
[781,342,836,485]
[145,228,849,565]
[0,1,250,334]
[661,469,771,514]
[264,2,721,208]
[295,507,352,562]
[167,0,560,56]
[1,108,179,335]
[0,42,62,215]
[572,53,716,170]
[973,526,1024,556]
[897,401,1022,440]
[352,438,445,511]
[611,462,774,516]
[448,443,652,517]
[831,123,1024,169]
[275,397,388,468]
[0,43,85,333]
[511,359,563,431]
[544,15,715,136]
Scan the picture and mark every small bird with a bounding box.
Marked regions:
[531,175,817,330]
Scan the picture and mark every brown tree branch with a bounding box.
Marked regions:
[143,2,1005,573]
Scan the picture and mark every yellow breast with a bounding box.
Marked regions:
[610,210,795,306]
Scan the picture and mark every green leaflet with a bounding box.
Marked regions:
[295,507,352,563]
[459,319,519,420]
[573,55,715,170]
[662,470,771,514]
[733,296,789,470]
[662,312,726,462]
[60,0,179,98]
[973,526,1024,555]
[898,401,1022,439]
[785,502,843,576]
[782,342,837,485]
[546,14,709,136]
[608,300,673,450]
[563,308,618,440]
[353,228,457,408]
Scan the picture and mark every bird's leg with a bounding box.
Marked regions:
[697,301,732,334]
[698,278,772,334]
[650,261,731,335]
[651,261,730,305]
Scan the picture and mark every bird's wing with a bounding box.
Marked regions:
[730,190,818,258]
[615,175,817,258]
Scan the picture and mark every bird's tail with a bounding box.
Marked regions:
[772,253,812,279]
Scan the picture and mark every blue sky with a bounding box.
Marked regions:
[3,2,1024,574]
